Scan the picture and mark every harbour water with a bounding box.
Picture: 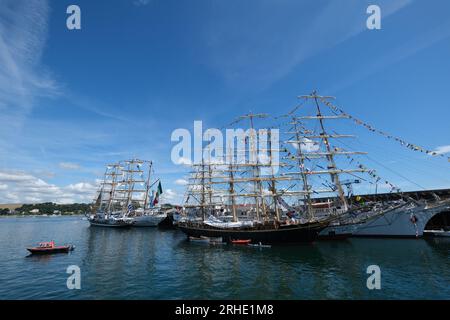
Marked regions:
[0,216,449,300]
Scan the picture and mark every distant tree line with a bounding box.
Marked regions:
[5,203,91,215]
[0,202,176,216]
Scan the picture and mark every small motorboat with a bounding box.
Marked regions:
[27,241,74,255]
[230,239,251,245]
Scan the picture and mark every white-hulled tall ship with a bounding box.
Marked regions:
[297,92,450,238]
[88,159,166,227]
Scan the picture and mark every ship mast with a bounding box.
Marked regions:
[143,161,153,209]
[92,167,109,214]
[106,164,121,215]
[205,132,214,217]
[290,118,314,219]
[125,160,134,212]
[181,92,384,224]
[92,159,157,219]
[111,159,147,215]
[298,91,349,211]
[200,156,206,220]
[228,158,238,222]
[239,113,268,221]
[267,129,281,221]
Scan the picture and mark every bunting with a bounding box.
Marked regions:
[339,148,401,193]
[320,98,450,163]
[283,136,401,193]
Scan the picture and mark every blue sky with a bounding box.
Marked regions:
[0,0,449,204]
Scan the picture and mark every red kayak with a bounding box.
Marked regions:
[27,241,74,254]
[231,239,251,245]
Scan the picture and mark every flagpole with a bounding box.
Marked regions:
[144,161,153,209]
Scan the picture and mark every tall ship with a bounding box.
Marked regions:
[176,91,450,241]
[286,92,450,238]
[177,112,331,243]
[88,159,166,227]
[176,98,373,242]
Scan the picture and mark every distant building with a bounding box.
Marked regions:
[30,209,40,214]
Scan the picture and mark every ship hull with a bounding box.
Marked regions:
[177,223,326,243]
[27,246,73,254]
[131,214,167,227]
[89,221,131,228]
[88,217,133,228]
[158,212,176,228]
[318,223,359,240]
[352,202,450,238]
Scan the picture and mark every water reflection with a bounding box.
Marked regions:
[0,217,449,299]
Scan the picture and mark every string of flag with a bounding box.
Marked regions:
[339,148,401,193]
[283,142,401,193]
[319,98,450,163]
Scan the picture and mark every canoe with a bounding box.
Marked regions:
[248,243,271,248]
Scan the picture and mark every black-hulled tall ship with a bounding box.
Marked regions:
[176,104,358,243]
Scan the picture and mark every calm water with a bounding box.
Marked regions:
[0,216,449,300]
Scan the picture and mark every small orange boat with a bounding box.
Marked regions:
[230,239,251,245]
[27,241,74,254]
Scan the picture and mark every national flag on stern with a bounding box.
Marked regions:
[152,181,163,206]
[149,191,155,208]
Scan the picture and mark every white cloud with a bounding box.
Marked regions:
[290,138,320,153]
[174,179,188,186]
[0,170,98,204]
[176,157,192,166]
[0,184,8,190]
[65,182,98,195]
[301,139,320,153]
[433,145,450,155]
[0,0,57,111]
[161,188,177,203]
[0,171,37,182]
[0,0,59,168]
[59,162,80,170]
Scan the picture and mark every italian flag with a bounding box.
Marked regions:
[152,181,163,206]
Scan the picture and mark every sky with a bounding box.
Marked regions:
[0,0,449,204]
